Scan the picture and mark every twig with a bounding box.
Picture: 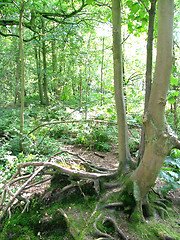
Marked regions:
[0,166,44,221]
[138,0,149,12]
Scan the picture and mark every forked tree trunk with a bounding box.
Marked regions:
[131,0,177,201]
[112,0,134,171]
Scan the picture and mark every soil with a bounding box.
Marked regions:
[63,143,120,170]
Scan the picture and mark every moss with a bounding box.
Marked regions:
[0,176,179,240]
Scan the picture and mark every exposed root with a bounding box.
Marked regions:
[93,214,114,239]
[102,216,128,240]
[101,202,123,210]
[89,187,122,219]
[58,208,79,237]
[93,214,128,240]
[0,150,117,222]
[154,206,170,219]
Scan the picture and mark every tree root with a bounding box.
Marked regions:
[89,187,122,219]
[93,214,128,240]
[0,150,117,222]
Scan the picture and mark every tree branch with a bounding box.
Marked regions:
[0,30,37,42]
[36,0,87,20]
[138,0,149,12]
[94,0,112,10]
[0,19,39,34]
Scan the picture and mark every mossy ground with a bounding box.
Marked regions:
[0,179,179,240]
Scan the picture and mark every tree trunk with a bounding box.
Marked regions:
[14,44,20,106]
[19,0,25,151]
[112,0,133,171]
[79,69,82,109]
[131,0,176,201]
[34,44,44,105]
[138,0,157,162]
[100,37,105,106]
[85,34,91,120]
[42,19,49,105]
[51,38,58,95]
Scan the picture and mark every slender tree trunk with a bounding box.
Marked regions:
[51,38,58,94]
[100,37,105,106]
[14,45,20,106]
[19,0,25,151]
[138,0,157,162]
[172,44,178,133]
[131,0,175,201]
[79,69,82,109]
[173,100,177,133]
[34,45,43,104]
[52,38,57,73]
[42,19,49,105]
[112,0,133,171]
[85,34,91,120]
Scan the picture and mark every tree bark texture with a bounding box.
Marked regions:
[112,0,132,171]
[131,0,176,201]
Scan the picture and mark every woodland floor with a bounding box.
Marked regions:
[0,143,180,240]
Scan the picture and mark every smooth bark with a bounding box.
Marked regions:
[138,0,157,161]
[131,0,176,201]
[112,0,133,171]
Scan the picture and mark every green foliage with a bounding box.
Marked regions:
[159,149,180,193]
[74,123,115,152]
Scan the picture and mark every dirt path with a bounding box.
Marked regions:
[63,143,120,170]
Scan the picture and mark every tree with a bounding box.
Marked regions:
[112,0,134,171]
[0,0,180,238]
[131,0,179,202]
[19,0,25,151]
[138,0,157,161]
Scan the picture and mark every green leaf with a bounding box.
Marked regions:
[171,75,178,86]
[167,95,176,104]
[168,171,178,179]
[86,0,94,5]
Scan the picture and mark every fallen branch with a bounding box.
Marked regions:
[49,150,117,172]
[25,119,141,139]
[0,165,44,221]
[0,150,117,222]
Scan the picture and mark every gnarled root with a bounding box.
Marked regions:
[93,214,128,240]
